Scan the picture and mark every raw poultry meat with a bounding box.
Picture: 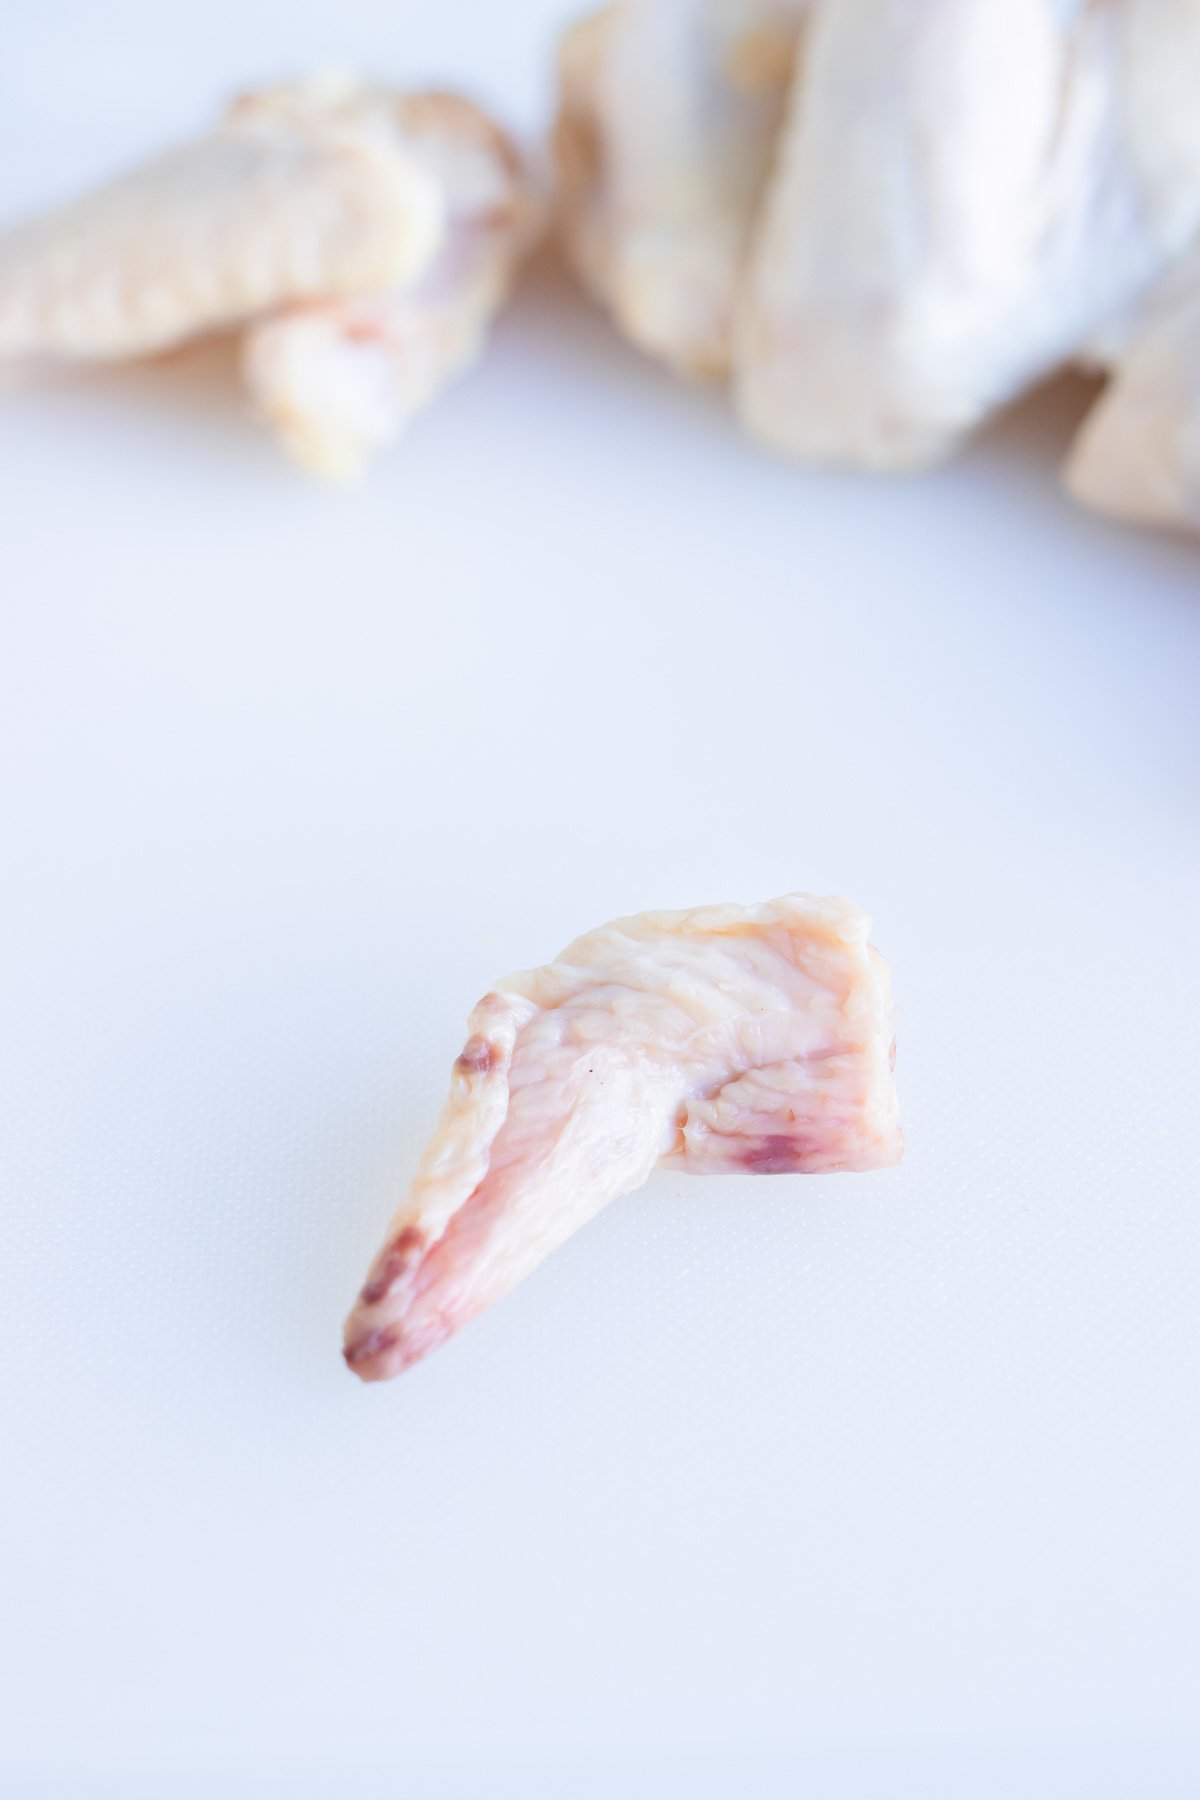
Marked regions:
[242,90,542,478]
[344,892,901,1382]
[555,0,1200,537]
[1065,250,1200,533]
[736,0,1200,470]
[555,0,811,377]
[0,74,539,473]
[0,75,442,363]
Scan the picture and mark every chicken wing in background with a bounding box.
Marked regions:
[0,73,541,476]
[556,0,1200,537]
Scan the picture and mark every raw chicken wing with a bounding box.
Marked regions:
[0,74,442,362]
[242,90,542,479]
[555,0,811,377]
[344,891,901,1382]
[555,0,1200,536]
[1065,251,1200,534]
[736,0,1200,469]
[0,74,539,474]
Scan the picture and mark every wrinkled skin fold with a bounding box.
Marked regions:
[344,892,901,1381]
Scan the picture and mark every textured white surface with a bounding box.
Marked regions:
[1,5,1199,1796]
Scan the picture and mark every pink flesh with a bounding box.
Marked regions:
[344,892,901,1381]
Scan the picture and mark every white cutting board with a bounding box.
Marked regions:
[2,5,1198,1796]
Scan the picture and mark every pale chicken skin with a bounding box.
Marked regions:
[555,0,811,378]
[1065,251,1200,533]
[242,89,541,479]
[0,75,442,363]
[344,892,901,1382]
[737,0,1200,471]
[0,75,539,475]
[555,0,1200,538]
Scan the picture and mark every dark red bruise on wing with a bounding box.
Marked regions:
[455,1035,498,1076]
[358,1225,426,1306]
[344,1314,456,1380]
[343,1325,399,1375]
[739,1134,819,1174]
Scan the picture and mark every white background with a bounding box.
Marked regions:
[2,5,1199,1795]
